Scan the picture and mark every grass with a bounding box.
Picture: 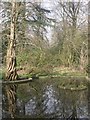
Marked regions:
[18,71,86,80]
[18,74,32,79]
[2,66,87,81]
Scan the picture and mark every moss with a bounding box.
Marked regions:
[58,77,87,90]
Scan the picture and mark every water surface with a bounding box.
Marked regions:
[16,77,90,119]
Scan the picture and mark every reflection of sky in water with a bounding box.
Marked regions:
[43,85,59,114]
[25,97,36,115]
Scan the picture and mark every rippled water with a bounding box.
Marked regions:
[15,77,90,119]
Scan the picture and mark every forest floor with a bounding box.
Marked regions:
[0,65,87,80]
[17,66,87,79]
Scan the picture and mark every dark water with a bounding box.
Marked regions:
[0,83,2,119]
[15,77,90,119]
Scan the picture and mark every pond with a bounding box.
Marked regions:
[2,77,90,119]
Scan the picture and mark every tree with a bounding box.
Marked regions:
[1,1,54,117]
[51,1,88,69]
[5,0,17,118]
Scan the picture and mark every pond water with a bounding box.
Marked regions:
[2,77,90,119]
[0,83,2,120]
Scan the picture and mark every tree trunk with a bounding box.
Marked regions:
[5,0,17,118]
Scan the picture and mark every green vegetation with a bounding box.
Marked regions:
[1,1,89,119]
[1,2,88,81]
[0,73,2,80]
[58,78,87,90]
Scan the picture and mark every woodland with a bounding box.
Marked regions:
[0,0,90,119]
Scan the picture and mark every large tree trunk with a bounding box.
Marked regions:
[5,0,17,118]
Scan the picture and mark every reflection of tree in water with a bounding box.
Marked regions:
[58,89,78,119]
[18,81,43,116]
[27,84,60,117]
[20,83,60,117]
[16,80,89,118]
[87,82,90,119]
[58,89,88,119]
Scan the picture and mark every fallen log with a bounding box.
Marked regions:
[2,78,33,85]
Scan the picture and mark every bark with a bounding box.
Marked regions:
[5,0,18,118]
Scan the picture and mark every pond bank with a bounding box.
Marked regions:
[1,74,89,84]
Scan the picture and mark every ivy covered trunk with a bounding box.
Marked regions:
[5,0,17,118]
